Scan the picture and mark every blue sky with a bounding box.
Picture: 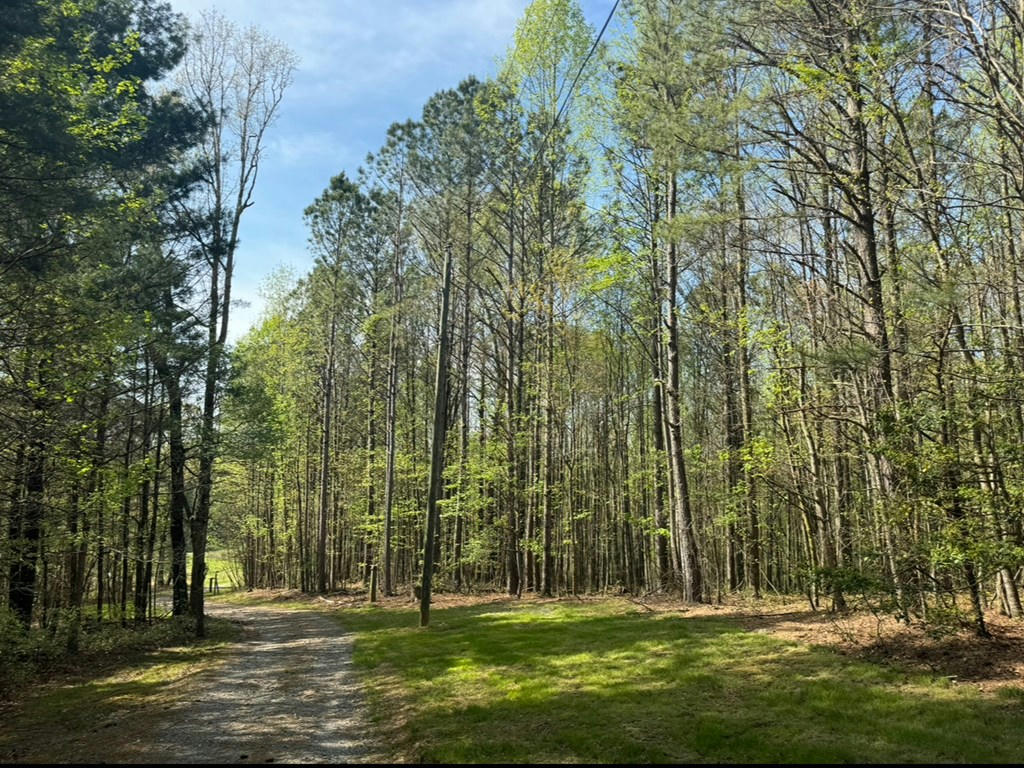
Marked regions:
[167,0,612,341]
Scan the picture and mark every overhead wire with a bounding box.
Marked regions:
[525,0,621,172]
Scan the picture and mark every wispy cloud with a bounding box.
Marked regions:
[171,0,524,105]
[266,129,354,168]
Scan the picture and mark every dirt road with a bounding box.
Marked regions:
[128,603,376,763]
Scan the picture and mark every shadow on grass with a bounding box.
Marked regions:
[343,601,1024,764]
[30,617,238,689]
[0,618,240,763]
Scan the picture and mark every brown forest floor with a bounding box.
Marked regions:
[250,586,1024,694]
[720,600,1024,692]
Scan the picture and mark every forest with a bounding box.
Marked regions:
[5,0,1024,674]
[221,0,1024,634]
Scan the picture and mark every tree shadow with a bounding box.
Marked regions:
[121,608,374,763]
[0,617,244,762]
[348,602,1024,763]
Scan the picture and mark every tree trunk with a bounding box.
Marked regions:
[421,243,454,627]
[663,173,704,602]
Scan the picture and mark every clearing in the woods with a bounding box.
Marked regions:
[3,591,1023,764]
[333,594,1024,763]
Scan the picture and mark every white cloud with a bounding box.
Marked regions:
[170,0,525,106]
[266,129,353,168]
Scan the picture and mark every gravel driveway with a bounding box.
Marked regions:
[134,602,375,763]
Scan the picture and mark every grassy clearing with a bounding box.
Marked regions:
[0,617,241,763]
[188,548,243,592]
[335,598,1024,764]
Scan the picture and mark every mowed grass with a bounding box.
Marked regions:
[338,598,1024,763]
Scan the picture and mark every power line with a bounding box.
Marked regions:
[555,0,621,132]
[528,0,621,169]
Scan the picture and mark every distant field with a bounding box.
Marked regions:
[333,597,1024,764]
[186,550,242,593]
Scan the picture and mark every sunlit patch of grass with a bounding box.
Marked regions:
[0,618,241,763]
[208,589,308,609]
[337,599,1024,764]
[188,549,243,593]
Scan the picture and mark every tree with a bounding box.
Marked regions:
[208,0,1024,636]
[303,174,373,592]
[174,9,296,634]
[1,0,201,631]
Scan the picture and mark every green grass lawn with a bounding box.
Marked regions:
[337,598,1024,763]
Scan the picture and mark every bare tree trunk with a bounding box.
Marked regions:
[663,174,703,603]
[421,243,453,627]
[383,172,405,598]
[153,347,189,618]
[318,319,336,594]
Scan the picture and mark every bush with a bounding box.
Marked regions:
[0,607,61,698]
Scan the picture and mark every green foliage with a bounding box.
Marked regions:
[166,0,1024,629]
[501,0,593,116]
[816,567,883,602]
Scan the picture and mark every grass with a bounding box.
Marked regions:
[332,597,1024,764]
[0,617,242,763]
[188,548,243,592]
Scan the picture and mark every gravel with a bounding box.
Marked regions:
[135,602,376,764]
